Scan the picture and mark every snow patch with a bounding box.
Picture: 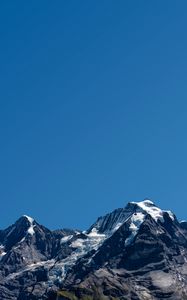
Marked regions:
[60,235,73,244]
[166,210,175,221]
[70,228,106,250]
[150,271,173,288]
[71,238,84,248]
[28,226,35,235]
[23,215,35,236]
[0,245,6,260]
[75,230,80,235]
[113,222,123,231]
[125,212,145,245]
[6,259,55,280]
[23,215,34,223]
[0,252,7,260]
[87,227,106,238]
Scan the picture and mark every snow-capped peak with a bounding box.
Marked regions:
[23,215,34,224]
[49,200,176,283]
[132,200,164,222]
[88,199,175,238]
[22,215,35,235]
[130,199,174,223]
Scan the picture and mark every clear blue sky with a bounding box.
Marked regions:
[1,1,187,230]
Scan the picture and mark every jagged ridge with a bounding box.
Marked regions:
[0,200,186,300]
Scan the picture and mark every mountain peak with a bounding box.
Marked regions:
[129,198,155,208]
[21,215,35,235]
[130,199,174,223]
[88,199,175,236]
[130,199,163,220]
[22,215,34,223]
[14,215,35,236]
[22,215,35,235]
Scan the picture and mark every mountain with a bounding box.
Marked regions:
[0,200,187,299]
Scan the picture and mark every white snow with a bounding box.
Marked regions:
[23,215,34,223]
[70,228,106,251]
[166,210,175,221]
[49,228,106,283]
[6,259,55,280]
[0,252,6,258]
[87,227,106,238]
[131,200,174,223]
[75,230,80,235]
[0,245,6,261]
[124,199,175,245]
[125,212,145,245]
[28,226,35,235]
[60,235,73,244]
[23,215,35,236]
[71,238,84,248]
[134,200,164,222]
[113,222,123,231]
[150,270,173,288]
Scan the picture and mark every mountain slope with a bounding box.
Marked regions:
[0,200,187,299]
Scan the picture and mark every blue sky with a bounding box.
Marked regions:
[1,1,187,230]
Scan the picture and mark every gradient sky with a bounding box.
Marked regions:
[1,1,187,230]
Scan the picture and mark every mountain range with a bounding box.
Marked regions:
[1,200,187,299]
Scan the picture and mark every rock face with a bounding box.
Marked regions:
[1,200,187,299]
